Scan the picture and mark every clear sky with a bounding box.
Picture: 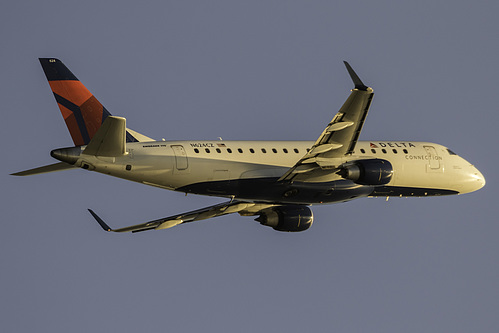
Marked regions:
[2,1,498,332]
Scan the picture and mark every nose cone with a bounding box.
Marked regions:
[473,167,486,190]
[461,165,485,194]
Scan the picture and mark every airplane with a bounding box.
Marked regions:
[12,58,485,233]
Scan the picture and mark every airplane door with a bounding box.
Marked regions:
[171,145,189,170]
[423,145,441,171]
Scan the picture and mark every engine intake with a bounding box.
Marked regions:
[255,206,313,232]
[338,159,393,185]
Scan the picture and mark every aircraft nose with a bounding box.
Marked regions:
[465,165,485,193]
[474,167,486,189]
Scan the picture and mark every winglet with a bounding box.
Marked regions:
[88,209,113,232]
[343,61,368,91]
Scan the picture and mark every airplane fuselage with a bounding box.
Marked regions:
[18,59,485,233]
[54,140,484,205]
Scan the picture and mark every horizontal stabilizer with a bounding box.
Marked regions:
[83,116,126,157]
[11,162,77,176]
[126,128,154,142]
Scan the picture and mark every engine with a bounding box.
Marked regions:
[338,159,393,185]
[255,206,313,232]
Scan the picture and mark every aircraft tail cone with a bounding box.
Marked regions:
[50,147,82,165]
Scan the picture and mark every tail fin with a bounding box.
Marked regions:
[39,58,150,145]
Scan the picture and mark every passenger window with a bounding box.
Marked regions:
[194,148,199,153]
[294,148,299,153]
[382,149,387,154]
[238,148,243,153]
[272,148,277,153]
[371,149,376,154]
[249,148,255,153]
[283,148,288,153]
[261,148,267,153]
[216,148,221,153]
[403,149,408,154]
[205,148,210,153]
[392,149,398,154]
[227,148,232,153]
[360,149,366,154]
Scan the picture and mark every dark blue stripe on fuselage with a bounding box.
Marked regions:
[177,178,374,204]
[370,186,458,197]
[176,178,459,204]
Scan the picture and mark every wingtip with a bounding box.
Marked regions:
[88,209,113,232]
[343,61,369,91]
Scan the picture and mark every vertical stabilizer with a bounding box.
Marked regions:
[39,58,147,145]
[40,58,113,146]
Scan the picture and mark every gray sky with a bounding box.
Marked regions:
[2,1,498,332]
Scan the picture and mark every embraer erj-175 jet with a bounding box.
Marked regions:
[13,59,485,233]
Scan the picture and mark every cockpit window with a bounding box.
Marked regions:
[447,149,457,155]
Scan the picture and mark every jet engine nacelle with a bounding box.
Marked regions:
[338,159,393,185]
[255,206,313,232]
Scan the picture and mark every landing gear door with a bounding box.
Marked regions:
[423,145,442,172]
[171,145,189,172]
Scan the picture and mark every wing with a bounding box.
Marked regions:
[88,200,274,233]
[279,61,374,182]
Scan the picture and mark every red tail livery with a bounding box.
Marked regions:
[39,58,137,145]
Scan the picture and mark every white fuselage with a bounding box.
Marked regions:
[23,59,486,233]
[73,140,485,204]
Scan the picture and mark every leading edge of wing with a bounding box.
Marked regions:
[278,61,374,182]
[87,200,260,233]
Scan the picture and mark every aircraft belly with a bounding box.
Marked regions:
[177,178,373,204]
